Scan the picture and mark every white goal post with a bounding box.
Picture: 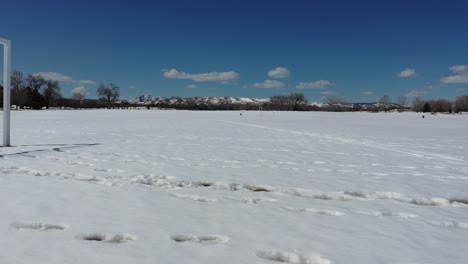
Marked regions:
[0,38,11,147]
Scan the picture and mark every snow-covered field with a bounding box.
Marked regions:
[1,110,467,264]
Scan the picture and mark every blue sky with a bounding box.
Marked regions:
[1,0,468,102]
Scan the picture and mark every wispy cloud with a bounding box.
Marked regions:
[450,65,468,73]
[268,67,290,79]
[361,91,374,95]
[33,71,96,85]
[77,80,96,85]
[34,72,73,83]
[397,68,416,78]
[248,80,285,89]
[441,75,468,83]
[406,89,427,98]
[296,80,335,89]
[320,91,336,95]
[456,88,465,92]
[129,85,136,89]
[72,86,86,95]
[187,84,197,89]
[440,65,468,84]
[163,68,240,83]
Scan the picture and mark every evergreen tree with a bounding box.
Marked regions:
[422,102,431,113]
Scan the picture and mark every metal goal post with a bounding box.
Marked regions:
[0,38,11,147]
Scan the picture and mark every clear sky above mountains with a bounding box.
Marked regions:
[1,0,467,102]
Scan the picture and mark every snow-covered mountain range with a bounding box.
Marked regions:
[125,95,271,105]
[123,95,330,107]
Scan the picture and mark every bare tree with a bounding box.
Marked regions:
[288,93,308,111]
[72,91,86,102]
[71,89,86,109]
[42,80,62,109]
[269,95,289,110]
[397,96,407,108]
[379,95,392,105]
[11,70,25,91]
[26,74,47,91]
[323,95,348,111]
[97,83,120,106]
[323,95,348,105]
[454,95,468,113]
[429,99,452,113]
[412,96,425,112]
[23,74,47,108]
[11,71,27,107]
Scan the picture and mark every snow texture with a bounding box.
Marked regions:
[1,110,468,264]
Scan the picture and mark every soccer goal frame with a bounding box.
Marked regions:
[0,38,11,147]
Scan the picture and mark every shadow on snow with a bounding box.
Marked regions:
[0,143,100,158]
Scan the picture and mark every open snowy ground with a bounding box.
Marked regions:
[1,110,467,264]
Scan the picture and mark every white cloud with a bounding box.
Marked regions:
[250,80,285,89]
[34,72,73,83]
[440,65,468,84]
[268,67,290,79]
[450,65,468,74]
[163,68,240,83]
[77,80,96,85]
[187,84,197,89]
[296,80,335,89]
[456,88,465,92]
[72,86,86,95]
[440,75,468,83]
[397,68,416,78]
[33,71,96,85]
[361,91,374,95]
[129,85,136,89]
[320,91,336,95]
[405,89,427,98]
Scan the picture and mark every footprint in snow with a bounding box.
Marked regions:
[171,234,229,244]
[69,161,94,167]
[93,168,124,173]
[11,221,66,231]
[78,233,136,243]
[256,250,331,264]
[244,184,276,192]
[72,173,99,182]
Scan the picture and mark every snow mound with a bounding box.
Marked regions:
[293,189,354,201]
[283,206,346,216]
[427,221,468,229]
[171,193,217,202]
[240,197,278,204]
[372,192,451,206]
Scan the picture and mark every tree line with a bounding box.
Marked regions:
[411,96,468,113]
[1,71,467,113]
[0,71,62,109]
[127,93,468,113]
[0,71,121,109]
